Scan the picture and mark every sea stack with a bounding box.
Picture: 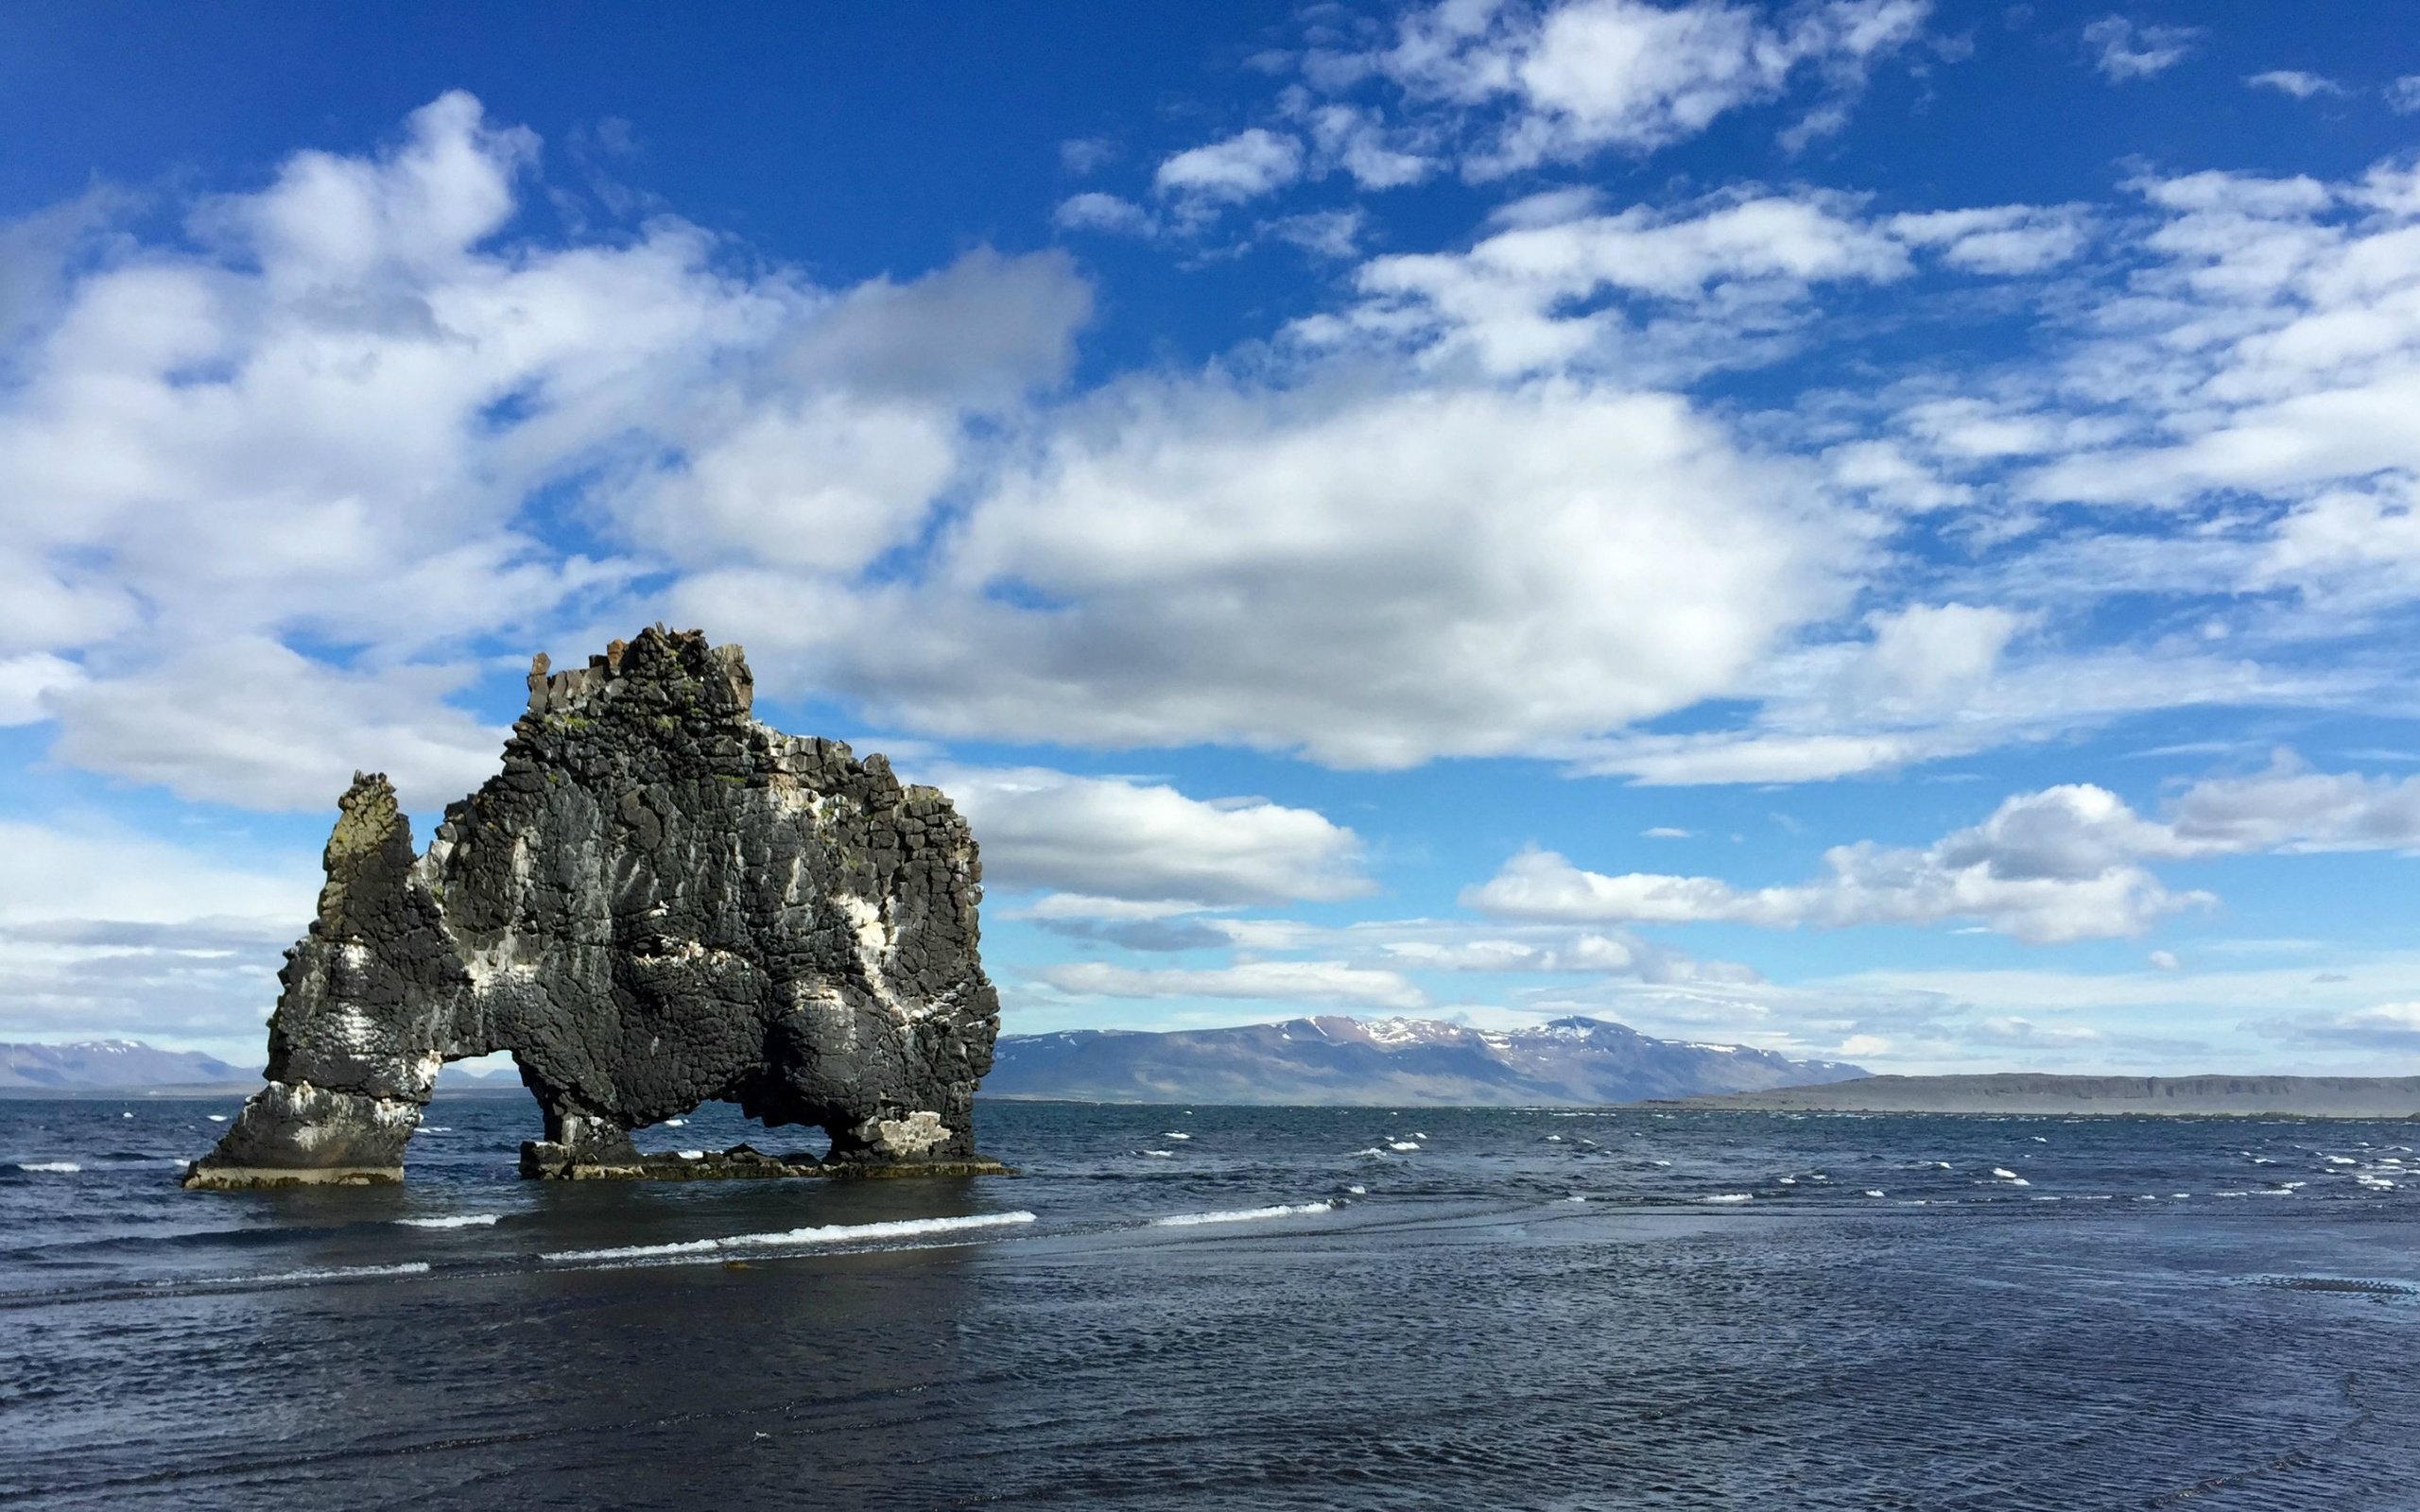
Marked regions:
[186,627,1002,1188]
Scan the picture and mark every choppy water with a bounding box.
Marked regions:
[4,1095,2417,1509]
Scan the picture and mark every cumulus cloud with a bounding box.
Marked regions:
[46,639,507,815]
[2082,16,2199,81]
[931,765,1372,910]
[1035,959,1429,1011]
[0,92,1095,814]
[1886,205,2091,274]
[1304,190,2089,381]
[683,380,1862,768]
[1463,795,2203,944]
[1472,753,2420,942]
[1361,0,1930,173]
[1155,129,1305,206]
[1986,158,2420,520]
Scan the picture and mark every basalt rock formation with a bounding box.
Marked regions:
[186,627,1002,1189]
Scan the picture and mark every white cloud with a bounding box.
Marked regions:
[2261,1001,2420,1049]
[1154,129,1305,206]
[0,93,1097,814]
[0,652,83,726]
[1307,191,2088,382]
[2245,70,2343,100]
[682,380,1864,767]
[46,638,506,816]
[2148,950,2180,970]
[0,817,317,1053]
[1060,136,1119,175]
[1473,753,2420,942]
[1300,104,1437,189]
[1365,0,1930,173]
[931,765,1371,909]
[1055,192,1157,236]
[1887,205,2091,274]
[2082,16,2200,81]
[2391,76,2420,114]
[1467,780,2210,943]
[1035,959,1429,1011]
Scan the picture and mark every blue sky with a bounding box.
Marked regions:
[7,2,2420,1074]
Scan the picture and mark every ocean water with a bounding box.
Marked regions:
[3,1096,2417,1510]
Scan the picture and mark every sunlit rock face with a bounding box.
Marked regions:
[186,627,1000,1188]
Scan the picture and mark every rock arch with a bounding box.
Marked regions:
[185,628,1002,1189]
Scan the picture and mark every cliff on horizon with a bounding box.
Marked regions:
[1678,1073,2420,1118]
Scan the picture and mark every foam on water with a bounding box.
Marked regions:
[541,1211,1037,1263]
[1701,1194,1753,1204]
[395,1214,502,1228]
[1152,1201,1334,1227]
[15,1161,81,1174]
[188,1262,435,1288]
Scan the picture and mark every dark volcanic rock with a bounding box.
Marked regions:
[187,627,1002,1189]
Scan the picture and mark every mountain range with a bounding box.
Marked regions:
[2,1017,1865,1106]
[983,1015,1866,1107]
[0,1040,246,1091]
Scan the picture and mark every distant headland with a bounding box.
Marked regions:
[1671,1073,2420,1119]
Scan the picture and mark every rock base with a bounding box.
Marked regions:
[517,1141,1011,1181]
[182,1163,404,1191]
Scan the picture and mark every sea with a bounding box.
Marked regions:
[3,1095,2416,1511]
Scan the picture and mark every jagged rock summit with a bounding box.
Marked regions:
[187,627,1003,1189]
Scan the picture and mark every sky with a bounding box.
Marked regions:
[6,2,2420,1075]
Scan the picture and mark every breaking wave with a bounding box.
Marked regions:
[541,1211,1036,1263]
[394,1214,502,1229]
[1151,1202,1334,1227]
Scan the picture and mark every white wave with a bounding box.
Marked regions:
[1700,1194,1753,1204]
[1991,1167,2019,1179]
[1565,1194,1587,1203]
[248,1262,431,1284]
[1140,1149,1175,1158]
[1862,1190,1886,1197]
[1162,1132,1191,1140]
[1778,1177,1797,1185]
[2006,1177,2031,1187]
[2326,1156,2357,1165]
[1152,1201,1333,1227]
[396,1214,501,1228]
[1650,1159,1670,1167]
[543,1211,1036,1263]
[663,1118,686,1127]
[206,1114,227,1123]
[1346,1185,1366,1195]
[1352,1146,1388,1157]
[675,1150,706,1160]
[18,1161,81,1174]
[1388,1141,1420,1152]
